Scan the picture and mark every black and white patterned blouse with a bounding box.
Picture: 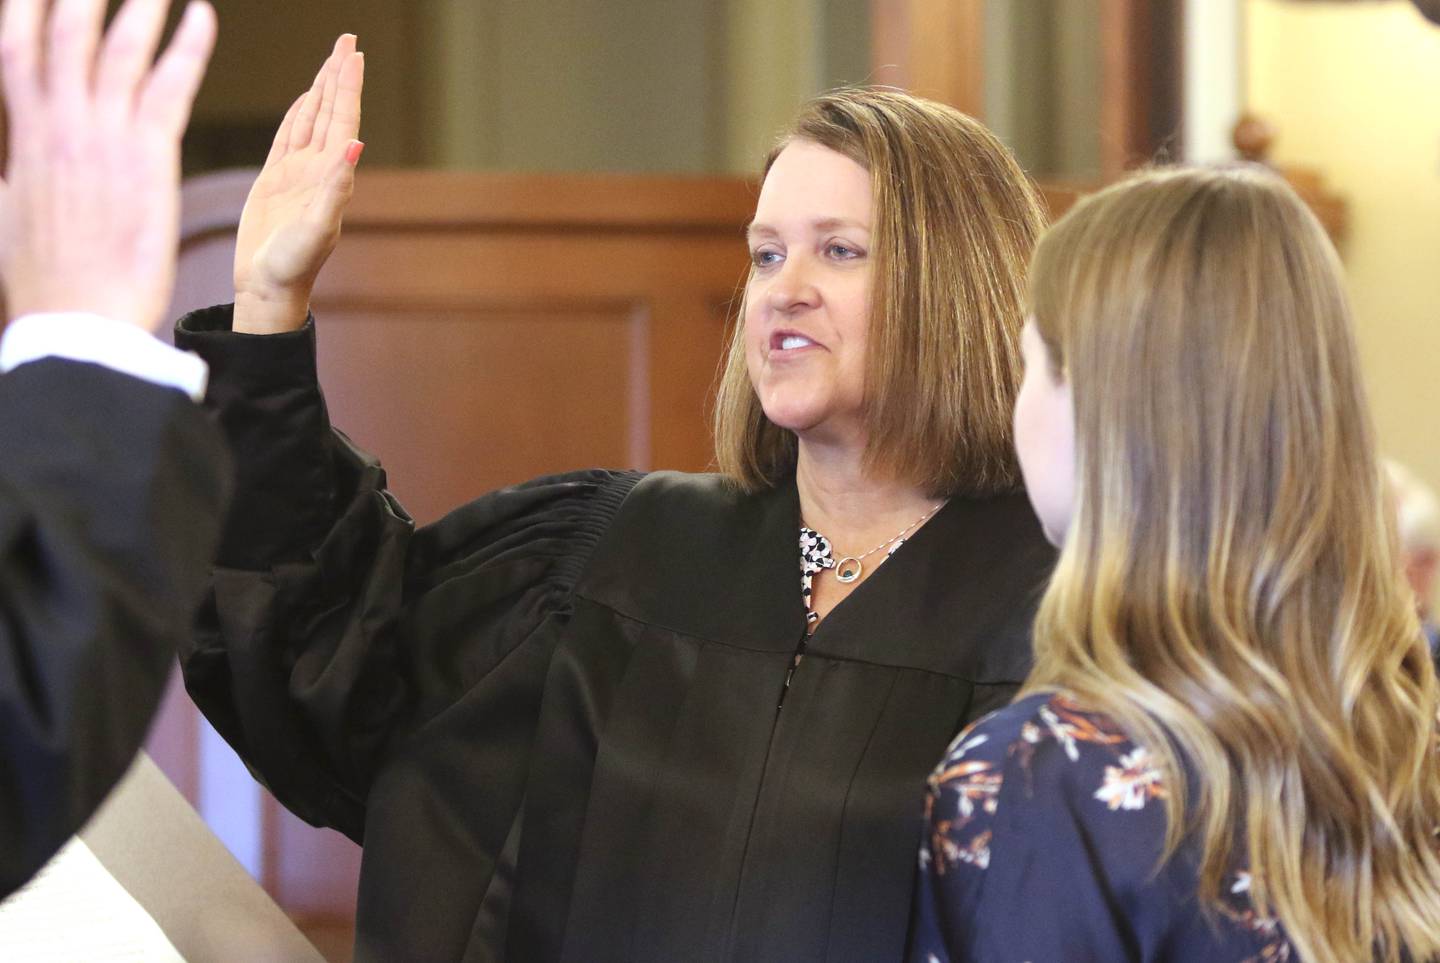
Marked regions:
[799,527,833,632]
[799,526,910,633]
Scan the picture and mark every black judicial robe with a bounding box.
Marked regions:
[176,306,1056,962]
[0,359,229,897]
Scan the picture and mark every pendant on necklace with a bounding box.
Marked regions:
[834,557,863,584]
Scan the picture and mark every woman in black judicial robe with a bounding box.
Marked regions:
[177,38,1055,961]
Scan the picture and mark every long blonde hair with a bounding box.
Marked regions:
[1025,166,1440,962]
[713,87,1047,497]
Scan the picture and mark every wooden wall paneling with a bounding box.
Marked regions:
[143,673,200,802]
[1038,184,1082,222]
[1096,0,1186,177]
[304,294,647,524]
[642,289,745,474]
[871,0,987,117]
[1099,0,1151,179]
[263,794,363,939]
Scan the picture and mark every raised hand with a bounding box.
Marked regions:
[233,34,364,335]
[0,0,217,334]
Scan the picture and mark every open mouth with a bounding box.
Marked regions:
[771,331,819,352]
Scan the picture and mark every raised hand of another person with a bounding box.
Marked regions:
[233,35,364,334]
[0,0,217,334]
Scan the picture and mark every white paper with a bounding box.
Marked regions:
[0,837,185,961]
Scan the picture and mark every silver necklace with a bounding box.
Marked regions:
[812,502,945,585]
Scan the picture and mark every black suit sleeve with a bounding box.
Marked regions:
[0,358,230,898]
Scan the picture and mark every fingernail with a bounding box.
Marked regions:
[346,141,365,165]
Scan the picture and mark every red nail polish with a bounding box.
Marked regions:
[346,141,365,165]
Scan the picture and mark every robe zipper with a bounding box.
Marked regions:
[777,631,809,710]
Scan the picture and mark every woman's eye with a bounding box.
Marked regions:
[826,242,863,260]
[750,248,781,268]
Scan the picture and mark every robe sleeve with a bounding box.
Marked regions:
[0,360,230,897]
[174,305,639,843]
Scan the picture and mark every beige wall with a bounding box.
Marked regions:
[1246,0,1440,491]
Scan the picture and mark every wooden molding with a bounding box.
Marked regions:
[871,0,985,117]
[184,168,758,237]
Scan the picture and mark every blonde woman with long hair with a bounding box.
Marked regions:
[910,166,1440,962]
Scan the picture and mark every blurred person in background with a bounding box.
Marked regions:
[1384,458,1440,662]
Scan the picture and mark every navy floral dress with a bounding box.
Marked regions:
[909,692,1295,962]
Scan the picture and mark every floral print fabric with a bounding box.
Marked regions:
[908,692,1294,963]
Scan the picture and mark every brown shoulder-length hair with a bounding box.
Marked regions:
[1025,166,1440,963]
[712,87,1047,498]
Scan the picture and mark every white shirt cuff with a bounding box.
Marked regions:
[0,312,208,402]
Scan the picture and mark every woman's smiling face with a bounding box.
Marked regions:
[744,139,874,451]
